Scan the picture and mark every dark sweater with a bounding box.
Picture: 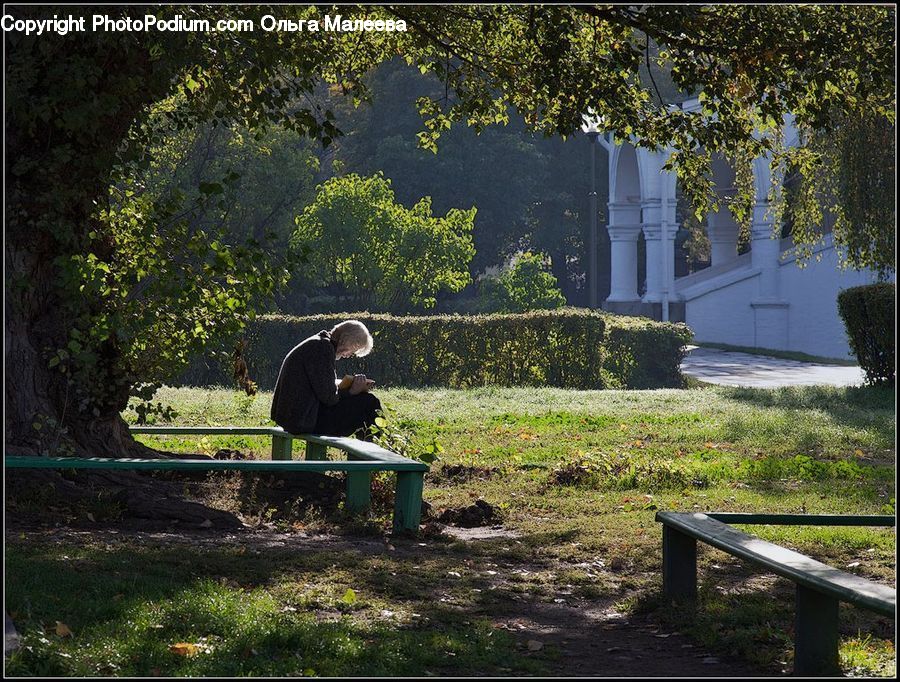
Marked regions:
[270,330,340,434]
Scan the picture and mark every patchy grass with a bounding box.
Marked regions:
[5,535,540,677]
[6,384,895,676]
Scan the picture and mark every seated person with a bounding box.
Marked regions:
[270,320,381,439]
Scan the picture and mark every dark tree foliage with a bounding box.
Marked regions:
[5,4,894,457]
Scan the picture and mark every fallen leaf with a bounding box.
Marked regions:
[55,621,73,637]
[113,594,124,601]
[169,642,200,657]
[86,513,96,522]
[527,639,543,651]
[341,588,357,605]
[200,519,213,528]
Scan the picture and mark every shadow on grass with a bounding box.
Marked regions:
[631,566,895,677]
[4,533,549,677]
[719,385,894,419]
[5,526,774,677]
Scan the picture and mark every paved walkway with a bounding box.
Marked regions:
[680,346,866,388]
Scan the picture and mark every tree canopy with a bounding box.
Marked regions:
[290,172,476,311]
[5,4,895,456]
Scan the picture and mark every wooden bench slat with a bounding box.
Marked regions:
[705,512,896,527]
[4,456,426,473]
[12,425,429,534]
[656,512,895,617]
[128,426,422,467]
[297,434,413,464]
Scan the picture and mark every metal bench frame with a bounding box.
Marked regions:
[656,511,896,676]
[6,426,428,535]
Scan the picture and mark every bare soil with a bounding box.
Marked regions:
[4,519,779,677]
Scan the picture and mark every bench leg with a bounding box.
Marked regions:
[392,471,424,535]
[662,525,697,599]
[346,471,371,514]
[305,441,327,461]
[271,434,293,461]
[794,585,839,676]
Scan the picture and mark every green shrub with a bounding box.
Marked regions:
[479,252,567,313]
[181,308,694,391]
[601,314,694,389]
[837,282,895,386]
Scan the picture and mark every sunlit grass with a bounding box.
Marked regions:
[7,383,895,676]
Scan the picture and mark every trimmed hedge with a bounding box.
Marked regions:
[837,282,895,386]
[603,316,695,389]
[180,308,693,390]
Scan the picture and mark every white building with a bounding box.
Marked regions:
[597,98,886,360]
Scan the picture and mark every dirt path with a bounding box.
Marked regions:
[6,521,779,677]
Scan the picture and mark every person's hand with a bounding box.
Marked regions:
[349,374,368,395]
[365,379,376,390]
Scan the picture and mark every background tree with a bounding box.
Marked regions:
[479,252,567,313]
[290,172,476,312]
[796,112,895,276]
[5,4,894,460]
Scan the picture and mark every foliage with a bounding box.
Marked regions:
[813,113,894,275]
[602,315,695,389]
[182,308,692,391]
[5,4,895,452]
[290,172,475,311]
[837,283,895,386]
[367,408,443,465]
[52,177,292,418]
[479,252,567,313]
[143,101,323,248]
[329,59,603,289]
[392,5,894,264]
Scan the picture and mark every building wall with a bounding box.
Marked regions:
[683,274,760,348]
[778,239,882,359]
[680,236,885,360]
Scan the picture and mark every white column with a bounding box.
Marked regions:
[750,200,789,348]
[606,202,642,303]
[641,199,664,302]
[662,179,679,296]
[707,203,740,265]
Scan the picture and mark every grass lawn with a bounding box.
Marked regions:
[5,384,896,677]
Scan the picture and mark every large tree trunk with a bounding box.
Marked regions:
[4,10,163,459]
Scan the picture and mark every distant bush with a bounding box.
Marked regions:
[478,252,566,313]
[837,282,895,386]
[602,315,694,389]
[181,308,693,391]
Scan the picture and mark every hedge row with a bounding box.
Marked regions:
[180,308,693,390]
[837,282,895,386]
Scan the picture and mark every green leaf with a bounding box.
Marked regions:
[340,588,357,605]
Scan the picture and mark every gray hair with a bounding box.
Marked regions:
[330,320,374,357]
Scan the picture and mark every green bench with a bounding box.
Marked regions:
[656,511,896,676]
[6,426,427,535]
